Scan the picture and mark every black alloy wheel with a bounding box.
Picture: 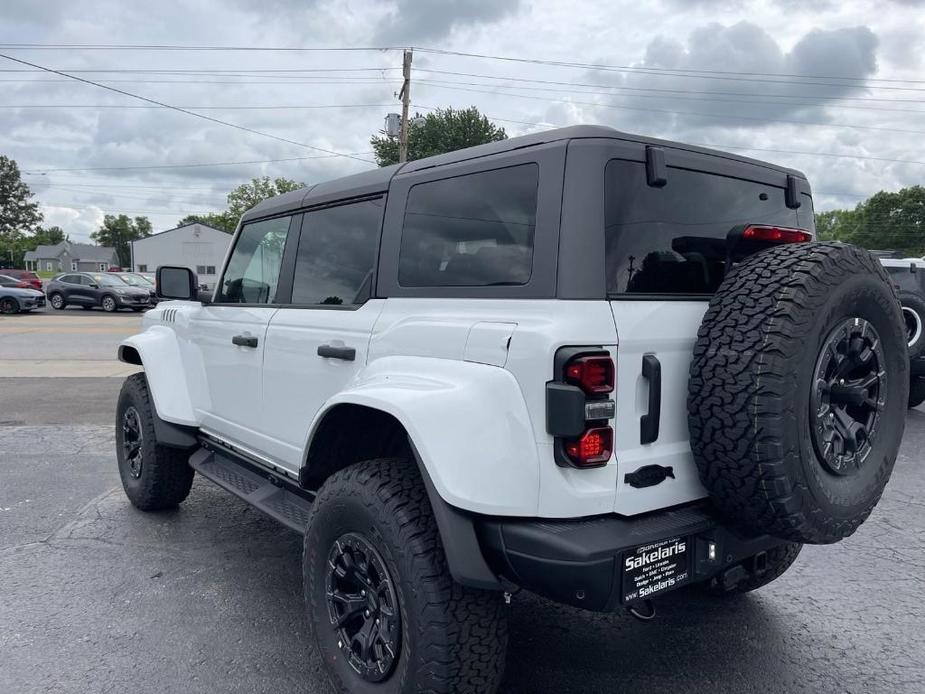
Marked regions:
[810,318,886,476]
[121,405,144,479]
[326,532,401,683]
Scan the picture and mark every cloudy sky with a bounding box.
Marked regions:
[1,0,923,241]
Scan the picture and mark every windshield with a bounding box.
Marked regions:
[117,274,148,286]
[91,274,128,287]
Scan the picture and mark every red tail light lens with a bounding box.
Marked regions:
[742,225,811,244]
[564,355,615,394]
[564,426,613,467]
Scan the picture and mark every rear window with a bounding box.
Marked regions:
[604,160,813,296]
[398,164,538,287]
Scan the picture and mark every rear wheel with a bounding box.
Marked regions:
[101,295,117,312]
[0,297,19,314]
[49,292,66,310]
[898,291,925,359]
[116,373,194,511]
[910,377,925,408]
[304,459,507,694]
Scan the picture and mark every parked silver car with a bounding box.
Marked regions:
[0,274,46,313]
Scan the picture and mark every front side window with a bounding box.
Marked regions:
[398,164,539,287]
[291,198,384,305]
[604,160,812,296]
[216,215,292,304]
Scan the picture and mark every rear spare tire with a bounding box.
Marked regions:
[689,242,908,544]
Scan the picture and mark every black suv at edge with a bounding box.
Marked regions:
[45,272,152,312]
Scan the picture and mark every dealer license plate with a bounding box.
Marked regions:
[621,536,691,603]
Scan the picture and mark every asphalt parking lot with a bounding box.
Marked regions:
[1,310,924,693]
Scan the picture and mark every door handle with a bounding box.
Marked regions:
[640,354,661,444]
[232,334,258,348]
[317,344,356,361]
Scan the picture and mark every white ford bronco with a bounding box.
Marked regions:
[115,126,908,694]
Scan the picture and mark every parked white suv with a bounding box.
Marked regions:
[115,126,908,694]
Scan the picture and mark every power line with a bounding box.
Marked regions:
[413,104,925,167]
[415,81,925,136]
[3,42,918,86]
[0,43,399,52]
[22,152,373,174]
[2,103,393,110]
[418,69,925,108]
[0,53,376,165]
[413,47,925,91]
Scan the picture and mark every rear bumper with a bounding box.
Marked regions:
[475,504,784,611]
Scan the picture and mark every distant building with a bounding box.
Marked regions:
[23,241,119,273]
[131,222,232,290]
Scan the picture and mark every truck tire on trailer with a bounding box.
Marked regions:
[688,242,908,544]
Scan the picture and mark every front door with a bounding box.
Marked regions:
[189,214,296,457]
[261,196,386,472]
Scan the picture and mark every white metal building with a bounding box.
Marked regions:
[130,223,232,290]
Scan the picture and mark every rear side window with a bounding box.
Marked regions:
[290,197,384,305]
[398,164,539,287]
[604,160,812,295]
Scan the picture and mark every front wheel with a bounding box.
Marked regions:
[116,373,195,510]
[0,297,19,314]
[101,295,117,312]
[304,459,508,694]
[49,292,66,310]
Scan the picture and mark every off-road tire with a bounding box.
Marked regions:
[704,542,802,596]
[49,292,66,310]
[909,377,925,408]
[898,291,925,359]
[101,294,117,312]
[116,373,194,511]
[689,242,908,544]
[0,297,19,314]
[303,459,507,694]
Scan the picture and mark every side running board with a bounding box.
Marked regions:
[188,447,314,534]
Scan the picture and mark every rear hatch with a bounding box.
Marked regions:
[605,156,815,515]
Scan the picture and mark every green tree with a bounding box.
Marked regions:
[370,107,507,167]
[0,155,43,267]
[32,225,67,246]
[176,177,303,233]
[815,186,925,254]
[91,215,153,268]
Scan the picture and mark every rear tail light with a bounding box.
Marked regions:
[564,355,615,394]
[564,426,613,467]
[742,225,812,244]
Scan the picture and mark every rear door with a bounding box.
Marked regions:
[603,156,812,515]
[188,214,296,456]
[261,196,386,472]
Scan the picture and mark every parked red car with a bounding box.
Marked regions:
[2,269,43,291]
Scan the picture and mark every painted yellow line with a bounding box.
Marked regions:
[0,360,142,378]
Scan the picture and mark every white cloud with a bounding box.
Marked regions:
[0,0,922,239]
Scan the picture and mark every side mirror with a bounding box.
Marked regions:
[89,283,99,288]
[156,266,199,301]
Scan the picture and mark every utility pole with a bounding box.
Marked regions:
[398,49,412,163]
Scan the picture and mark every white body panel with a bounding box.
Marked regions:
[124,296,709,518]
[610,301,710,514]
[261,300,386,470]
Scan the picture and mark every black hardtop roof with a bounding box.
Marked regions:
[241,125,806,223]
